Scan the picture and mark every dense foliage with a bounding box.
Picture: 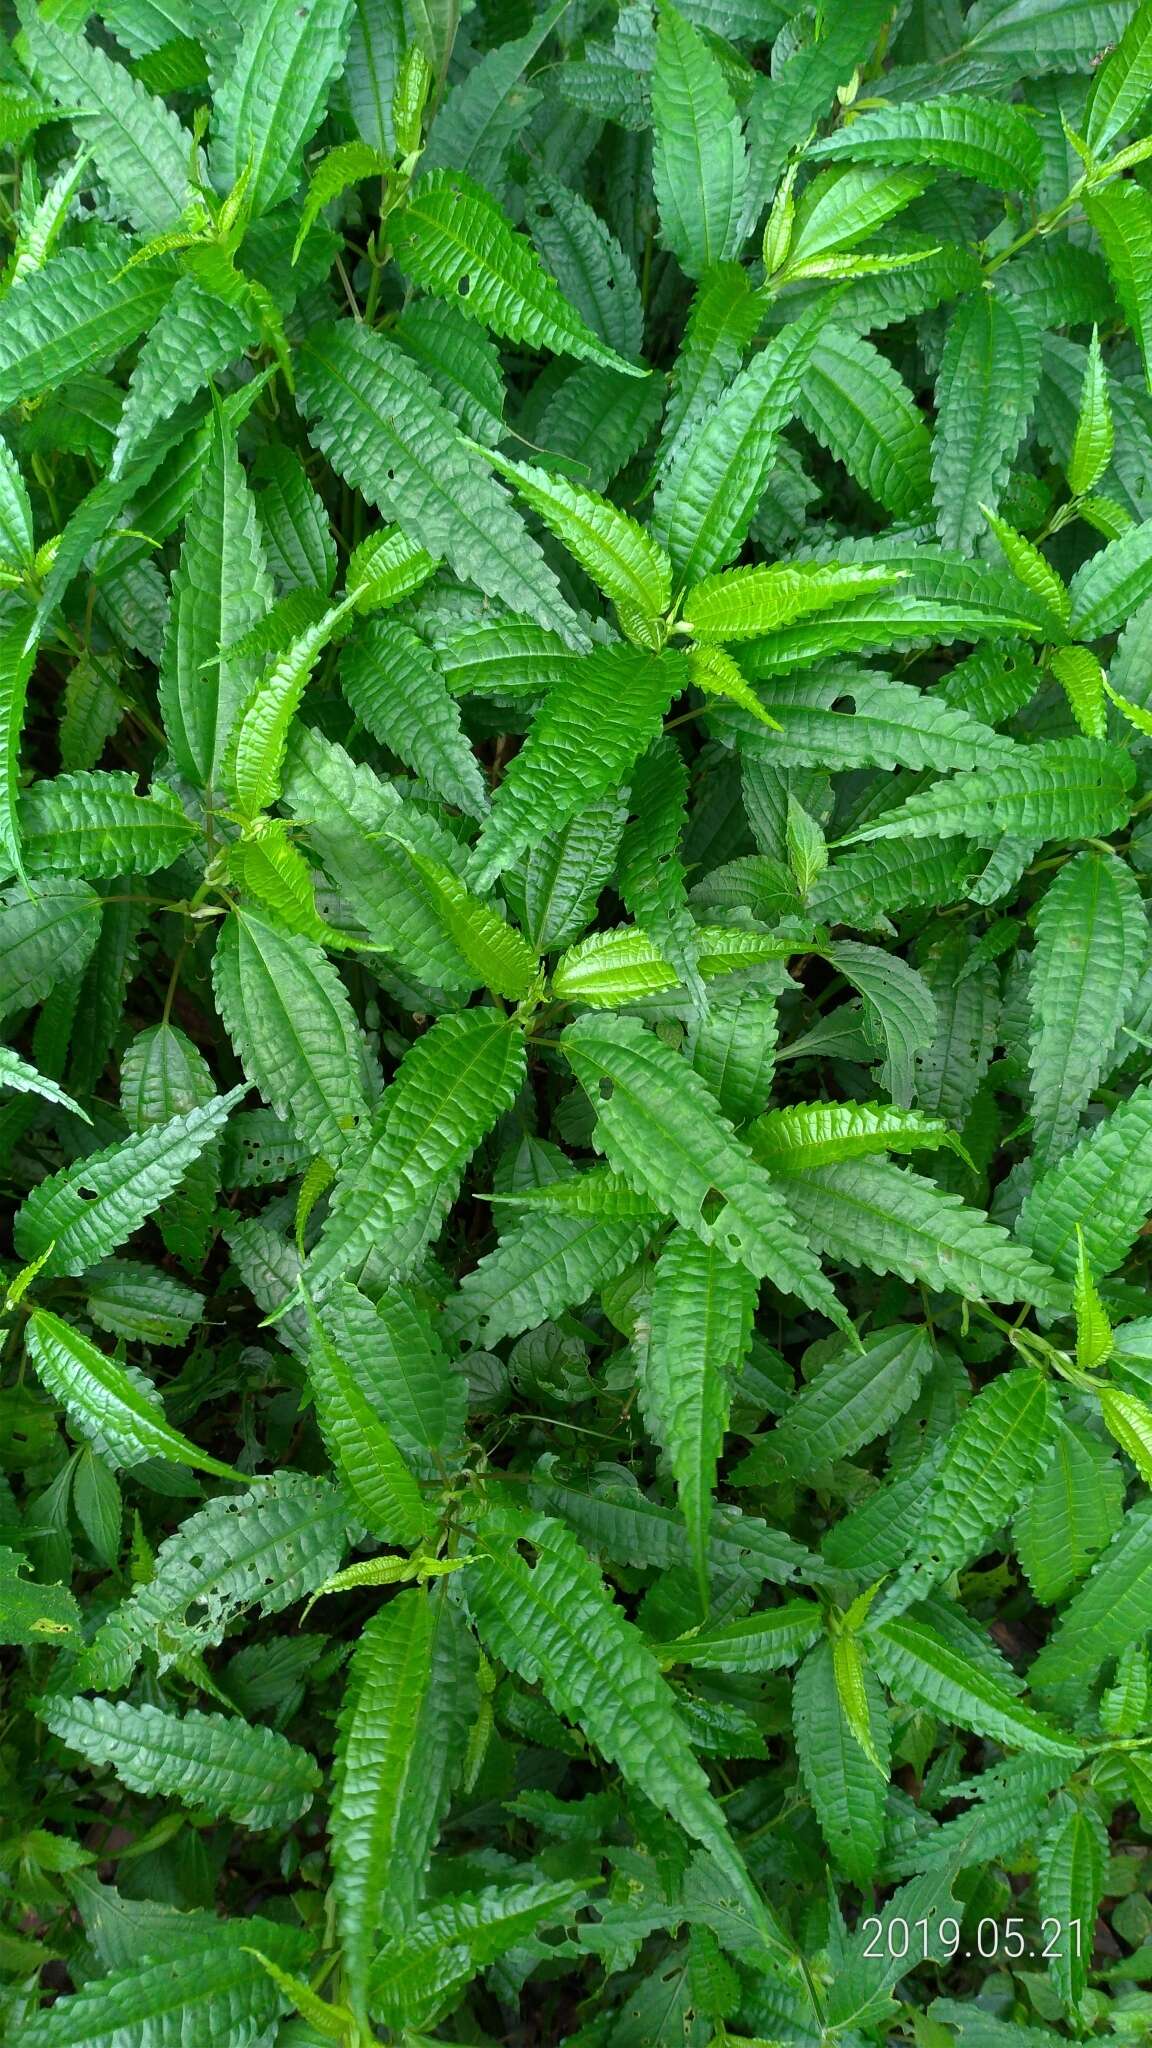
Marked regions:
[12,0,1152,2041]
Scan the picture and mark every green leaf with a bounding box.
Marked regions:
[1031,1497,1152,1697]
[296,320,581,640]
[443,1204,655,1348]
[209,0,355,220]
[1037,1806,1104,2009]
[227,599,349,818]
[0,621,38,881]
[0,1043,89,1122]
[768,1323,933,1475]
[932,293,1042,554]
[1027,851,1146,1170]
[1085,179,1152,393]
[659,1597,823,1674]
[158,402,273,791]
[23,10,195,234]
[478,447,673,625]
[1067,325,1114,496]
[1017,1081,1152,1278]
[340,620,489,820]
[837,737,1135,848]
[394,842,540,999]
[749,1101,962,1173]
[866,1615,1079,1757]
[1016,1417,1124,1604]
[17,772,197,880]
[319,1278,466,1470]
[652,303,823,581]
[651,0,747,281]
[807,94,1043,192]
[878,1368,1054,1613]
[684,559,900,642]
[469,1503,788,1954]
[562,1011,849,1327]
[393,169,645,377]
[550,920,796,1008]
[0,245,176,411]
[331,1586,478,2020]
[640,1226,755,1604]
[36,1694,320,1829]
[308,1007,526,1290]
[796,325,934,523]
[305,1313,429,1545]
[467,646,684,891]
[212,908,370,1164]
[0,1545,81,1648]
[525,167,644,362]
[792,1639,888,1884]
[25,1309,244,1482]
[19,1921,309,2048]
[13,1088,241,1278]
[778,1158,1062,1309]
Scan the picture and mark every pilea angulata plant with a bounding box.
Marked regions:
[7,0,1152,2043]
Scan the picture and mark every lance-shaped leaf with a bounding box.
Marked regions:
[392,169,645,377]
[551,920,797,1007]
[1017,1082,1152,1278]
[443,1204,656,1348]
[792,1639,888,1885]
[640,1227,756,1605]
[1038,1807,1105,2010]
[796,326,934,523]
[876,1368,1054,1616]
[296,320,581,640]
[806,94,1043,191]
[684,560,901,642]
[158,404,273,791]
[651,0,747,280]
[478,447,672,624]
[25,1310,244,1483]
[0,620,36,881]
[13,1088,242,1278]
[36,1695,320,1830]
[17,772,196,880]
[210,0,355,220]
[213,909,370,1164]
[320,1279,466,1471]
[0,245,176,411]
[1031,1497,1152,1697]
[778,1158,1062,1310]
[79,1474,348,1689]
[23,10,195,234]
[467,646,684,891]
[749,1101,961,1173]
[652,302,823,581]
[659,1599,824,1674]
[340,620,489,820]
[866,1615,1080,1757]
[308,1008,526,1290]
[1027,850,1146,1170]
[837,738,1135,847]
[1068,326,1113,496]
[1086,0,1152,151]
[0,1044,88,1122]
[1016,1419,1124,1605]
[563,1011,848,1327]
[468,1504,788,1952]
[19,1921,310,2048]
[305,1316,428,1546]
[932,293,1042,554]
[331,1586,478,2020]
[767,1324,933,1477]
[394,840,539,999]
[227,599,350,817]
[1086,179,1152,393]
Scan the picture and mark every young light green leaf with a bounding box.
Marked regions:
[25,1309,245,1483]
